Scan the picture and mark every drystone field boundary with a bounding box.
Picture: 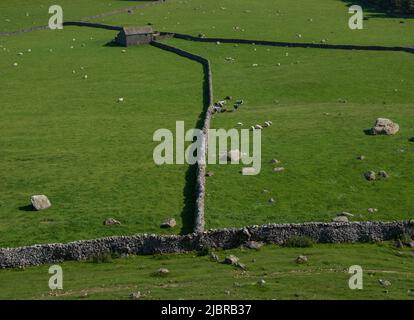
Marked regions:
[1,21,414,267]
[1,221,413,268]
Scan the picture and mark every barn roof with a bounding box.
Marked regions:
[122,26,154,36]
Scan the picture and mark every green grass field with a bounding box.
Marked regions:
[0,27,206,246]
[0,0,413,300]
[0,243,413,300]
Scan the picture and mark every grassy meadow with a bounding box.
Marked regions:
[0,0,413,300]
[0,242,412,300]
[0,0,413,244]
[0,26,205,247]
[162,39,414,229]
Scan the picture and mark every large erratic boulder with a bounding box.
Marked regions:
[369,118,399,135]
[30,195,51,211]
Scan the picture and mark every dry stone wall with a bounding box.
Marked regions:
[1,221,413,268]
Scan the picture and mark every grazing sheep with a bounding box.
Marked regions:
[254,124,263,130]
[217,100,226,107]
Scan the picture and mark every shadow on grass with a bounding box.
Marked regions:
[104,40,122,47]
[342,0,414,19]
[179,63,211,235]
[18,205,35,212]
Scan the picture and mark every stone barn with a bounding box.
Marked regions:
[115,26,154,47]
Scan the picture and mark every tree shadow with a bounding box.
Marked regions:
[342,0,414,19]
[179,63,211,235]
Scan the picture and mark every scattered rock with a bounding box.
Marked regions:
[295,255,308,264]
[378,279,391,287]
[257,279,266,286]
[378,170,389,179]
[223,255,240,265]
[268,198,275,204]
[30,195,51,211]
[157,268,169,276]
[160,218,176,228]
[245,241,264,250]
[129,292,141,299]
[104,218,121,226]
[117,97,124,103]
[369,118,399,135]
[357,155,365,160]
[368,208,378,213]
[364,171,376,181]
[273,167,285,172]
[333,216,349,223]
[270,159,280,164]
